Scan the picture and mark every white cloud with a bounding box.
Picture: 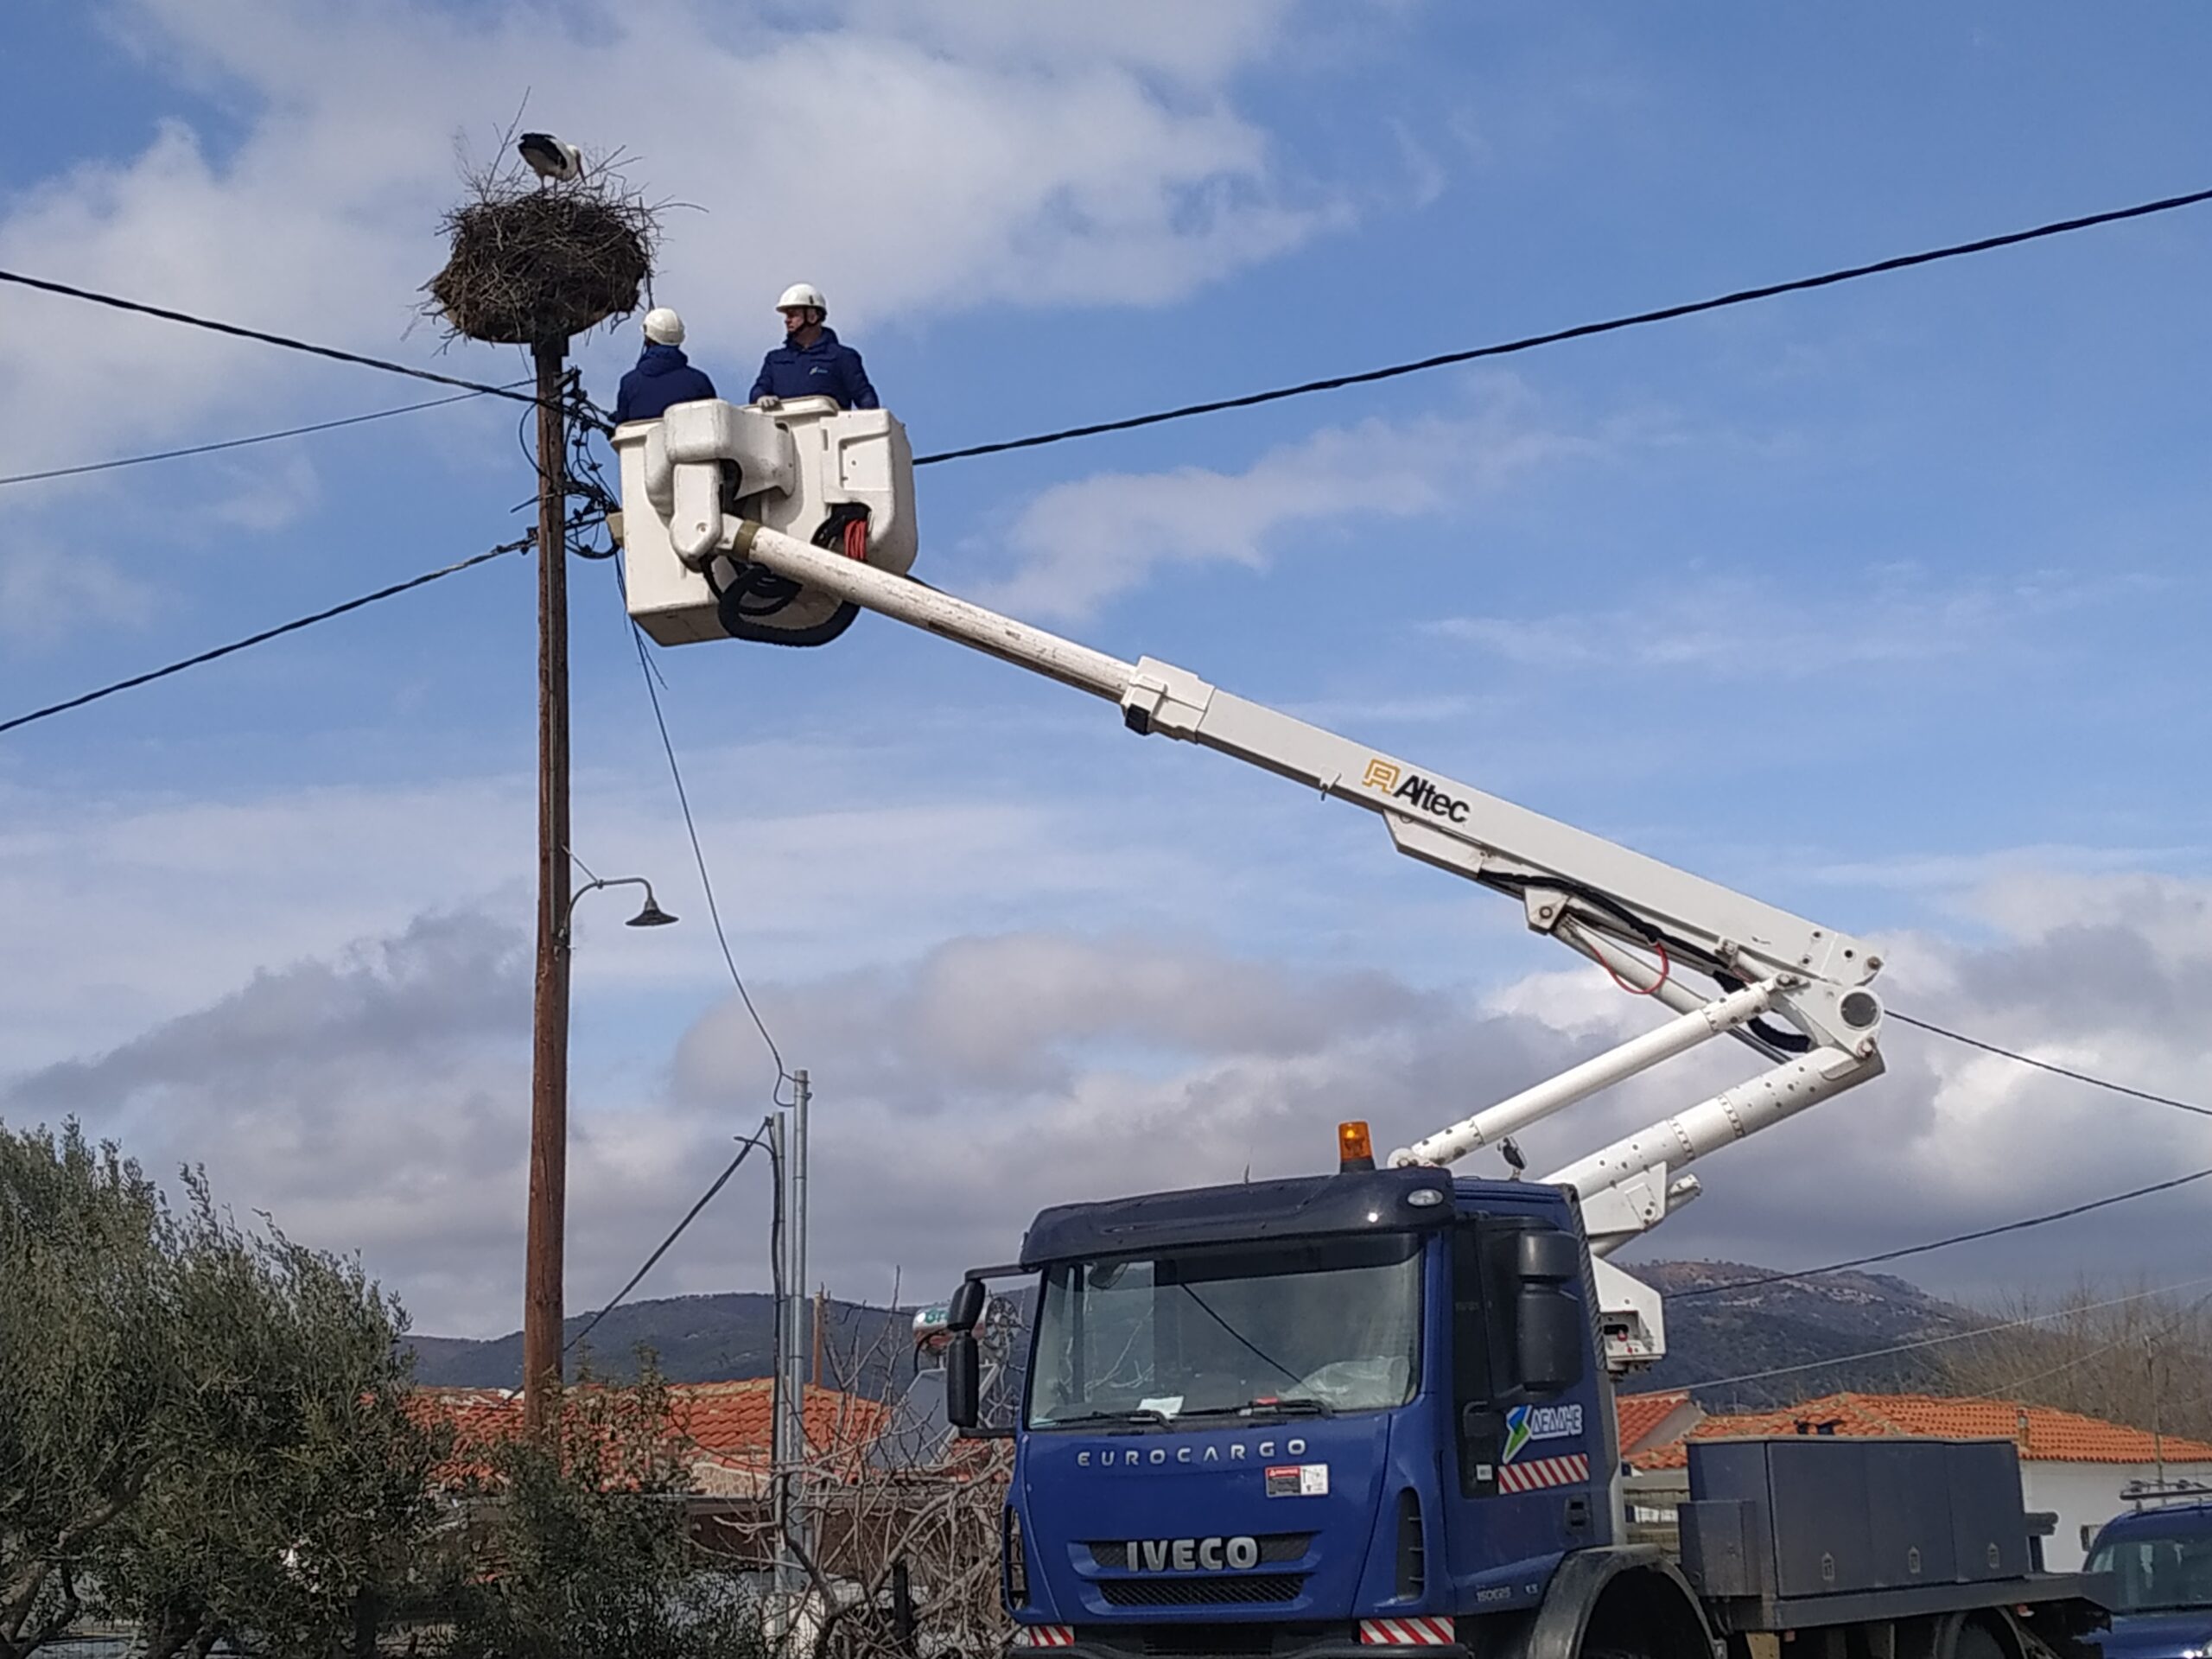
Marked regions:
[0,0,1334,458]
[0,0,1352,632]
[970,385,1602,620]
[1427,567,2170,680]
[8,865,2212,1337]
[0,543,156,644]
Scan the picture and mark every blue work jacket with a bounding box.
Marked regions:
[749,327,879,410]
[613,344,717,423]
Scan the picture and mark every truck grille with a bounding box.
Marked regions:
[1098,1573,1306,1607]
[1086,1535,1312,1570]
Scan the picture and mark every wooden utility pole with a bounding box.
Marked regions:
[523,337,571,1433]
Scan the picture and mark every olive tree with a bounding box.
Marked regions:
[445,1363,760,1659]
[0,1122,448,1658]
[0,1122,178,1655]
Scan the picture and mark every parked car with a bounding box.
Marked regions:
[2086,1498,2212,1659]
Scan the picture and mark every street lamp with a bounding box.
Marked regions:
[524,871,679,1431]
[563,875,678,937]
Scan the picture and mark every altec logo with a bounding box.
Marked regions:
[1360,760,1470,824]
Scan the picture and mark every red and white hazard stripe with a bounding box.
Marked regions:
[1497,1452,1590,1494]
[1012,1625,1074,1649]
[1360,1617,1456,1646]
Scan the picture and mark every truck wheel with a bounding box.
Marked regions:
[1953,1621,2011,1659]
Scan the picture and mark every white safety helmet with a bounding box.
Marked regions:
[642,307,685,345]
[775,283,828,318]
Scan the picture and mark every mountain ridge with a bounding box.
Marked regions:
[405,1260,1980,1412]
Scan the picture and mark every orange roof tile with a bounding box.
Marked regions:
[1630,1391,2212,1471]
[669,1379,892,1462]
[410,1380,893,1489]
[1615,1390,1695,1457]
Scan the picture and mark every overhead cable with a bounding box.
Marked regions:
[0,266,544,408]
[11,187,2209,474]
[0,538,531,737]
[1676,1273,2212,1395]
[911,183,2212,466]
[620,575,791,1096]
[1987,1289,2212,1399]
[0,383,528,490]
[1891,1011,2212,1121]
[565,1125,769,1357]
[1672,1162,2212,1300]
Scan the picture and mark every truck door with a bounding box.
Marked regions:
[1442,1217,1608,1596]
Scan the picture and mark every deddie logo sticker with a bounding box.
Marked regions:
[1501,1402,1583,1465]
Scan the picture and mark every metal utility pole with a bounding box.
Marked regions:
[768,1113,798,1592]
[786,1071,812,1574]
[523,337,572,1434]
[791,1068,810,1407]
[768,1071,814,1592]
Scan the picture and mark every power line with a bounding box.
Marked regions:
[910,183,2212,466]
[622,598,791,1094]
[13,186,2209,479]
[564,1126,769,1357]
[1676,1274,2212,1396]
[1986,1289,2212,1400]
[1891,1011,2212,1121]
[0,537,531,737]
[1673,1162,2212,1300]
[0,383,530,490]
[0,266,544,409]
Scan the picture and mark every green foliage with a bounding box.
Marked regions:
[446,1362,760,1659]
[0,1122,178,1655]
[2,1120,765,1659]
[0,1121,448,1658]
[99,1172,452,1658]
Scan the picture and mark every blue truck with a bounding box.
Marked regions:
[610,404,2112,1659]
[941,1138,2108,1659]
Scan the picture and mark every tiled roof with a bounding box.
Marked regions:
[1615,1390,1695,1458]
[411,1380,892,1491]
[671,1379,892,1462]
[1630,1391,2212,1471]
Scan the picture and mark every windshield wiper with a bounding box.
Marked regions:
[1039,1408,1176,1428]
[1183,1395,1338,1421]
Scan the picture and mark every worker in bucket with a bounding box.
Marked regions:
[613,308,717,424]
[749,283,878,410]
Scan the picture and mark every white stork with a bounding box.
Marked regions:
[518,131,582,184]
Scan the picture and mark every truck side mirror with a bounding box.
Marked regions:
[1517,1289,1582,1394]
[946,1332,982,1428]
[1516,1228,1580,1284]
[948,1278,987,1332]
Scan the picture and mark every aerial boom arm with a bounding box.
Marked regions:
[708,510,1885,1090]
[613,411,1888,1366]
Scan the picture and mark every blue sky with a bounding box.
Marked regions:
[3,1,2209,1342]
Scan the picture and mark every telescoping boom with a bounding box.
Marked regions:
[611,397,1888,1366]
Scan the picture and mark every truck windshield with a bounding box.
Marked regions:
[1027,1233,1421,1428]
[2088,1522,2212,1612]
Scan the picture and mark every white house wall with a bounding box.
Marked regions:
[2023,1459,2212,1570]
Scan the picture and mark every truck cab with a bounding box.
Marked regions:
[2082,1500,2212,1659]
[948,1146,1638,1659]
[946,1131,2108,1659]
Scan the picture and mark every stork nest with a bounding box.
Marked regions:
[424,172,658,346]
